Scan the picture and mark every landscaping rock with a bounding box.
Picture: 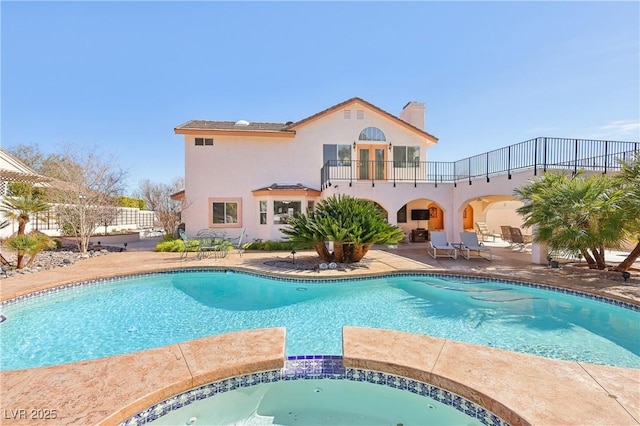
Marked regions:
[0,244,122,280]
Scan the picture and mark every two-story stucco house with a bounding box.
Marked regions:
[174,97,443,241]
[174,97,637,264]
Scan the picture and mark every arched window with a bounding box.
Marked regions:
[358,127,386,141]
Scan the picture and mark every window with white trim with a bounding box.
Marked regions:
[358,127,386,141]
[273,201,301,224]
[393,146,420,167]
[210,198,240,226]
[259,200,267,225]
[323,144,352,166]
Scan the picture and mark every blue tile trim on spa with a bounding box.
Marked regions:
[120,355,511,426]
[2,268,638,312]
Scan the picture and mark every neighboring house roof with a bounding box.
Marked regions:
[174,97,438,143]
[170,189,185,202]
[252,183,321,197]
[285,97,439,143]
[0,148,52,184]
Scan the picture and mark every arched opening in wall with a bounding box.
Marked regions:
[396,198,434,235]
[465,196,529,244]
[462,204,474,230]
[426,203,443,231]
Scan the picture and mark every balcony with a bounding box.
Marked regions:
[320,137,639,189]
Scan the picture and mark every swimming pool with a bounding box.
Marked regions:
[1,270,639,370]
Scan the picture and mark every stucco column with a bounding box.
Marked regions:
[531,242,549,265]
[529,225,548,265]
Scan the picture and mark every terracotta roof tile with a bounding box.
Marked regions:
[175,97,438,142]
[175,120,292,132]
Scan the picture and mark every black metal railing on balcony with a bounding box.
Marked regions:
[320,137,639,189]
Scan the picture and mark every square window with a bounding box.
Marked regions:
[210,198,241,227]
[195,138,204,146]
[204,138,213,146]
[273,201,301,224]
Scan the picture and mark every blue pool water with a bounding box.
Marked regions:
[1,271,638,371]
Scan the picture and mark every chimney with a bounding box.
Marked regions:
[399,101,426,130]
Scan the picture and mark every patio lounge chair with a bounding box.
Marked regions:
[500,226,514,247]
[509,227,532,251]
[428,231,457,259]
[475,222,500,242]
[460,231,492,261]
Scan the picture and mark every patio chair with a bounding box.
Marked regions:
[179,230,196,260]
[475,222,500,242]
[226,228,246,257]
[509,227,532,251]
[428,231,457,259]
[459,231,492,261]
[500,226,514,247]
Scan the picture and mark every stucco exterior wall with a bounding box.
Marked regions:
[181,102,435,242]
[180,99,625,265]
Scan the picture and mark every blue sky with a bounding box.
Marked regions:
[2,1,639,194]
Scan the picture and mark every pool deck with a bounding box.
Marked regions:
[1,243,639,425]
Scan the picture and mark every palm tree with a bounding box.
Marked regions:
[612,153,640,272]
[0,195,50,236]
[515,172,627,270]
[0,187,51,269]
[282,195,404,263]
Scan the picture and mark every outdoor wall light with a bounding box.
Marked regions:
[388,143,392,151]
[622,271,631,282]
[353,142,357,150]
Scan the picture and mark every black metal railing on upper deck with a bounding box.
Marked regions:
[320,137,639,189]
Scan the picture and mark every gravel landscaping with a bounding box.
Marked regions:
[0,244,124,279]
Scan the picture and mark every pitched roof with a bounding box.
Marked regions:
[175,120,292,132]
[251,183,321,196]
[253,183,320,192]
[174,97,438,143]
[284,97,438,142]
[0,148,52,184]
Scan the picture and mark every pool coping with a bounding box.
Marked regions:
[1,327,638,426]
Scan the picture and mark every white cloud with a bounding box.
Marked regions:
[598,120,640,134]
[586,120,640,140]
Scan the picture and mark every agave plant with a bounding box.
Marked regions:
[282,194,404,263]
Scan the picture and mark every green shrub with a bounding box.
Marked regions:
[155,239,199,252]
[116,196,146,209]
[243,239,313,251]
[53,238,62,249]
